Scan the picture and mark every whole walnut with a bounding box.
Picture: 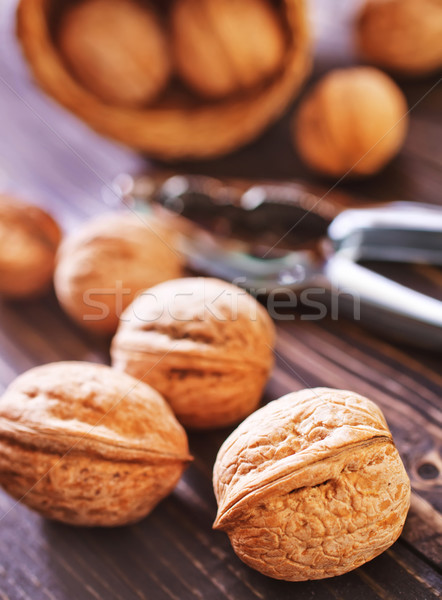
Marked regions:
[0,362,191,526]
[58,0,172,107]
[171,0,286,99]
[0,194,61,299]
[111,277,275,429]
[54,212,183,335]
[357,0,442,76]
[294,67,408,177]
[213,388,410,581]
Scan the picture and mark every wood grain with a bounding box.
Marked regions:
[0,0,441,598]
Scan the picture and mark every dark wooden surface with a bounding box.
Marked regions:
[0,0,441,599]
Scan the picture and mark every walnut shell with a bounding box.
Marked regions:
[58,0,172,107]
[294,67,409,177]
[0,194,61,299]
[171,0,286,99]
[357,0,442,76]
[54,212,183,335]
[213,388,410,581]
[0,362,191,526]
[111,277,275,429]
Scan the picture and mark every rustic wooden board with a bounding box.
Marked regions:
[0,0,441,598]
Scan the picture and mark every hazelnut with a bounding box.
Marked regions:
[357,0,442,76]
[0,362,191,526]
[213,388,411,581]
[0,194,61,299]
[111,277,275,429]
[58,0,172,107]
[54,212,183,335]
[171,0,286,99]
[294,67,408,177]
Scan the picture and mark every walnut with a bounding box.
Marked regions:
[171,0,286,99]
[54,212,183,335]
[213,388,410,581]
[111,277,275,429]
[293,67,409,177]
[58,0,172,107]
[357,0,442,76]
[0,362,191,526]
[0,194,61,299]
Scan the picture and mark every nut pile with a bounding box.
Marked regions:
[54,0,418,175]
[0,197,411,578]
[58,0,287,106]
[0,195,411,579]
[0,199,279,526]
[0,0,418,581]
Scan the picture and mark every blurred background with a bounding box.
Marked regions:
[1,0,440,229]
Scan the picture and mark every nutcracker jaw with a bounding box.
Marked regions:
[111,172,442,349]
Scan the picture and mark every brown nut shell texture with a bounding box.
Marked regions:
[294,67,408,177]
[0,362,191,526]
[357,0,442,76]
[58,0,172,107]
[172,0,286,99]
[54,212,182,335]
[213,388,410,581]
[112,277,275,429]
[0,194,61,298]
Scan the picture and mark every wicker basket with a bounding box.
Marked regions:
[16,0,310,161]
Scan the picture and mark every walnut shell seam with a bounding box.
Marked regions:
[214,435,392,529]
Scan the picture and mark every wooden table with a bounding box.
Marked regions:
[0,1,441,598]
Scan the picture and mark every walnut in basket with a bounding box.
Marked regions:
[17,0,310,159]
[357,0,442,76]
[213,388,410,581]
[0,362,191,526]
[58,0,172,107]
[111,277,275,429]
[171,0,287,99]
[54,212,183,335]
[293,67,408,177]
[0,194,61,299]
